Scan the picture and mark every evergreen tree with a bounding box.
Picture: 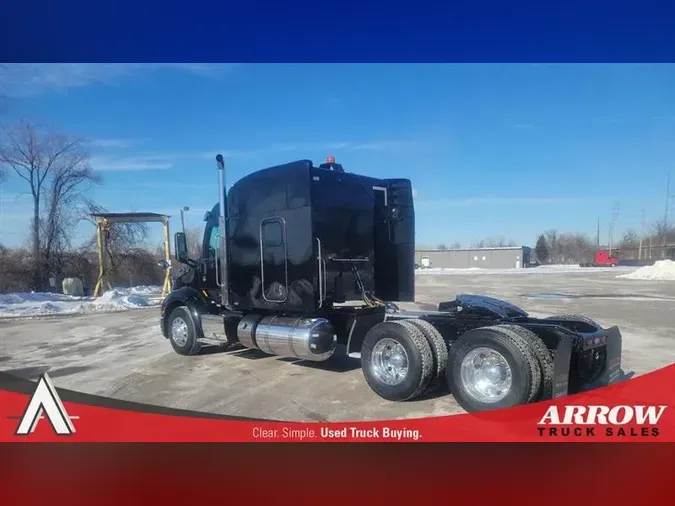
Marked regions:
[535,234,549,264]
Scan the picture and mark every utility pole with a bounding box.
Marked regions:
[639,209,646,260]
[596,216,600,248]
[665,171,671,227]
[665,172,673,257]
[650,231,653,260]
[180,206,189,234]
[608,202,620,256]
[658,171,673,259]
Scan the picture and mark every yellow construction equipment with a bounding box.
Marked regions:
[91,212,172,297]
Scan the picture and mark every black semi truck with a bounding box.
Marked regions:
[160,155,623,413]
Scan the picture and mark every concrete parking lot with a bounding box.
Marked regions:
[1,269,674,421]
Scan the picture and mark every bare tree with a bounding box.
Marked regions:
[471,236,517,248]
[619,229,640,250]
[181,225,202,258]
[0,120,100,289]
[43,152,102,279]
[82,203,149,282]
[544,229,558,256]
[538,230,594,264]
[652,218,675,244]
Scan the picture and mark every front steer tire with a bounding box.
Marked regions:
[446,325,542,413]
[361,320,434,402]
[167,306,202,356]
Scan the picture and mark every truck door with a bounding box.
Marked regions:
[373,178,415,302]
[201,220,222,300]
[260,217,289,303]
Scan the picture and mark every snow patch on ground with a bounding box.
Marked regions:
[0,285,164,319]
[617,260,675,281]
[415,264,637,276]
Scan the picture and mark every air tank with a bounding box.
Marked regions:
[237,314,337,362]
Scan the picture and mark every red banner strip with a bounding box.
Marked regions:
[1,363,673,442]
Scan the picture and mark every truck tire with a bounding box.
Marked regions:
[446,325,542,413]
[405,319,448,393]
[496,324,554,402]
[361,320,434,402]
[545,314,600,328]
[167,306,202,356]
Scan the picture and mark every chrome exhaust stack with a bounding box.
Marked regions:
[216,154,230,309]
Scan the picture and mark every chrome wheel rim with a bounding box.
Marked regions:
[371,338,409,386]
[171,317,189,347]
[460,347,512,403]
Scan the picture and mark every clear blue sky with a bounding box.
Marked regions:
[1,63,674,249]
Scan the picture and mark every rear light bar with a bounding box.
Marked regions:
[583,334,608,350]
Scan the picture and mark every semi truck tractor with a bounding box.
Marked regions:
[579,250,619,267]
[160,155,624,413]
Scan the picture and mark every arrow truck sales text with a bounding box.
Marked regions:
[537,405,667,438]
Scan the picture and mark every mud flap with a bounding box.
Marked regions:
[553,326,624,397]
[551,334,574,398]
[593,326,623,387]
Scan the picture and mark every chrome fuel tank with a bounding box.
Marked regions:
[237,314,337,362]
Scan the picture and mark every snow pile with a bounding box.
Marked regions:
[119,285,163,295]
[74,289,157,313]
[0,286,164,319]
[617,260,675,281]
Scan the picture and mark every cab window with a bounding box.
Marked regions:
[206,225,221,257]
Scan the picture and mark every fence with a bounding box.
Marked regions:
[615,244,675,261]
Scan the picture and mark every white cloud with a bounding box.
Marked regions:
[91,150,251,172]
[90,138,135,149]
[0,192,31,205]
[264,142,345,153]
[198,139,421,160]
[154,206,212,217]
[0,211,32,221]
[0,191,33,234]
[415,196,586,208]
[270,140,419,152]
[350,140,420,151]
[0,63,240,98]
[134,182,214,190]
[198,149,260,160]
[90,155,174,172]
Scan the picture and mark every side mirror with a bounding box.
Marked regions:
[174,232,189,263]
[158,259,170,270]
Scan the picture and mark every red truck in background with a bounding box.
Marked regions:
[579,249,619,267]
